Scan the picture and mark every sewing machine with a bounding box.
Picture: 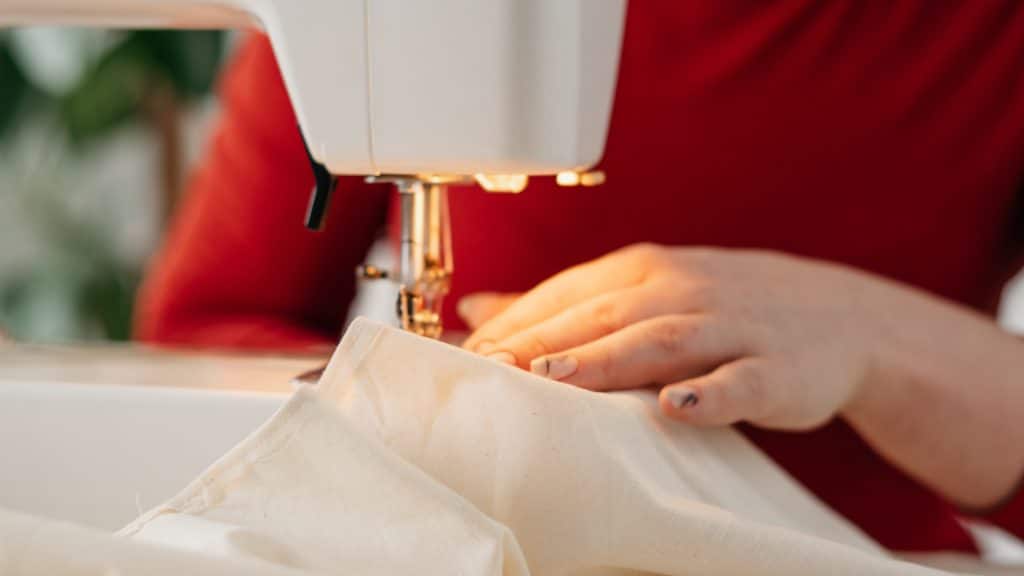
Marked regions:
[3,0,627,337]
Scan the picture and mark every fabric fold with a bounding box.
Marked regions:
[2,317,967,576]
[122,371,529,576]
[314,317,956,576]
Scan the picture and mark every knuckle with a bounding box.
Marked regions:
[590,297,627,335]
[626,242,659,256]
[624,242,667,265]
[648,315,700,355]
[536,289,571,316]
[516,331,554,360]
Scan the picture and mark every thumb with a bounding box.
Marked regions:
[658,358,774,427]
[458,292,520,331]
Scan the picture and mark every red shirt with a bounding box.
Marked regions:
[136,1,1024,552]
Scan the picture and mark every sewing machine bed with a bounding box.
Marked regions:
[0,344,318,529]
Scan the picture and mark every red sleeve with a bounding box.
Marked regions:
[134,34,388,350]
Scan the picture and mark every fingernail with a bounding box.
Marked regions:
[666,387,699,409]
[530,356,579,381]
[487,351,516,365]
[475,340,497,354]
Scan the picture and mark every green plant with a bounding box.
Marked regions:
[0,29,226,342]
[0,33,39,138]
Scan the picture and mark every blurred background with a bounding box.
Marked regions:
[3,28,1024,344]
[0,28,229,342]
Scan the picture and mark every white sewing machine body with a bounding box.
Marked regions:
[2,0,625,177]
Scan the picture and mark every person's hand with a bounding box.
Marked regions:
[462,243,1024,507]
[460,244,912,431]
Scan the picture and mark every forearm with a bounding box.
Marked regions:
[844,281,1024,509]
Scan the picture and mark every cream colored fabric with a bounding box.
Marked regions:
[124,318,956,575]
[0,318,966,575]
[0,507,306,576]
[121,382,528,576]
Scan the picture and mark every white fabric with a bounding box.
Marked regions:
[122,381,528,576]
[1,318,964,575]
[0,508,306,576]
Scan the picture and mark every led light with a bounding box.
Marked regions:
[556,170,605,187]
[556,171,581,186]
[580,171,605,186]
[474,174,529,193]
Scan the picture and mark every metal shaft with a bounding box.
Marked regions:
[397,180,426,287]
[364,175,456,338]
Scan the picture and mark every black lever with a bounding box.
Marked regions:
[300,128,337,231]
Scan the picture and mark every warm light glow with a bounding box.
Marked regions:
[556,171,580,186]
[474,174,529,193]
[557,170,606,187]
[580,171,605,186]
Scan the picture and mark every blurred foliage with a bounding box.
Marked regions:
[0,34,37,136]
[0,30,226,342]
[0,192,140,340]
[62,30,224,145]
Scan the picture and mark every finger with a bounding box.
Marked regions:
[457,292,519,330]
[531,314,750,392]
[463,245,660,352]
[658,358,776,426]
[486,284,676,368]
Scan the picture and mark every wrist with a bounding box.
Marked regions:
[840,278,1024,508]
[839,275,923,424]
